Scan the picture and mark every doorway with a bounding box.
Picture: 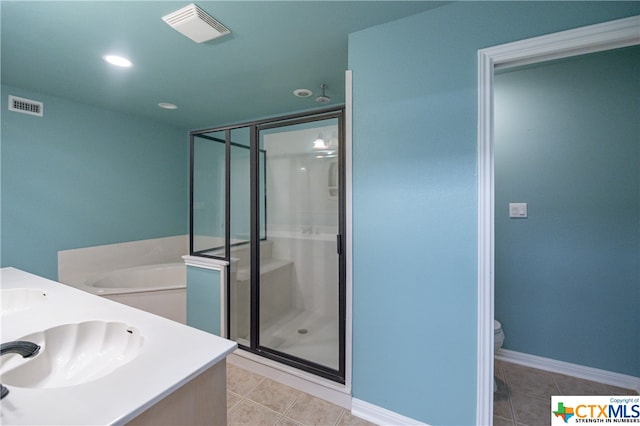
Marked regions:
[190,107,346,384]
[476,16,640,424]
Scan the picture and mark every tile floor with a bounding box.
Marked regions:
[226,363,374,426]
[494,360,638,426]
[227,361,638,426]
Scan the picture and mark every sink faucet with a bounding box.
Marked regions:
[1,341,41,358]
[1,341,41,399]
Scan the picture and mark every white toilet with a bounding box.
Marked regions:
[494,320,505,392]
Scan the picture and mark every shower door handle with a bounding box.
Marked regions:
[336,234,343,255]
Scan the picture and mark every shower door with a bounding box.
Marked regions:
[190,107,345,383]
[254,111,344,381]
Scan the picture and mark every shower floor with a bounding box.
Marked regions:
[259,309,339,370]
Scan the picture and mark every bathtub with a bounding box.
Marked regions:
[82,262,186,324]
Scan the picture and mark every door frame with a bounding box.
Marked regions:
[476,15,640,424]
[252,108,346,384]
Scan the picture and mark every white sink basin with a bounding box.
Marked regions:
[0,288,47,315]
[0,321,144,388]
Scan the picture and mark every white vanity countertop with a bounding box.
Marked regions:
[0,267,237,425]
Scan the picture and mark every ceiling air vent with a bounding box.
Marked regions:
[8,95,43,117]
[162,3,230,43]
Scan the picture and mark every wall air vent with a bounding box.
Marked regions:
[8,95,43,117]
[162,3,230,43]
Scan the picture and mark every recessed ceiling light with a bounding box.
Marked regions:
[293,88,313,98]
[103,55,133,68]
[158,102,178,110]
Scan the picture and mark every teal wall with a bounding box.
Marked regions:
[348,2,639,424]
[1,85,188,280]
[186,265,222,335]
[3,3,640,424]
[495,47,640,376]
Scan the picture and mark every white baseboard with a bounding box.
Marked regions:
[496,349,640,394]
[351,398,429,426]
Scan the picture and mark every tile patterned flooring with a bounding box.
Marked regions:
[227,363,374,426]
[227,361,638,426]
[494,360,638,426]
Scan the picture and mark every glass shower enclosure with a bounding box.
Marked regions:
[190,107,345,383]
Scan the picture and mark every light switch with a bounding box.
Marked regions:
[509,203,528,218]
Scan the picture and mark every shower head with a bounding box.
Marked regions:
[315,84,331,103]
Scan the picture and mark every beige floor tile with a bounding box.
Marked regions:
[510,391,550,426]
[503,363,559,399]
[231,360,636,426]
[495,360,507,382]
[277,417,305,426]
[285,393,344,426]
[552,372,636,396]
[493,389,514,420]
[228,390,243,411]
[493,361,640,426]
[336,410,377,426]
[248,378,302,414]
[552,372,603,395]
[228,399,282,426]
[227,363,265,396]
[601,383,638,396]
[493,415,515,426]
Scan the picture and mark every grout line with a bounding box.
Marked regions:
[550,371,563,395]
[507,394,517,426]
[494,415,515,426]
[227,390,243,412]
[281,391,303,421]
[498,361,518,424]
[241,398,285,425]
[242,382,304,425]
[227,366,351,426]
[498,360,639,426]
[246,375,265,397]
[282,389,303,416]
